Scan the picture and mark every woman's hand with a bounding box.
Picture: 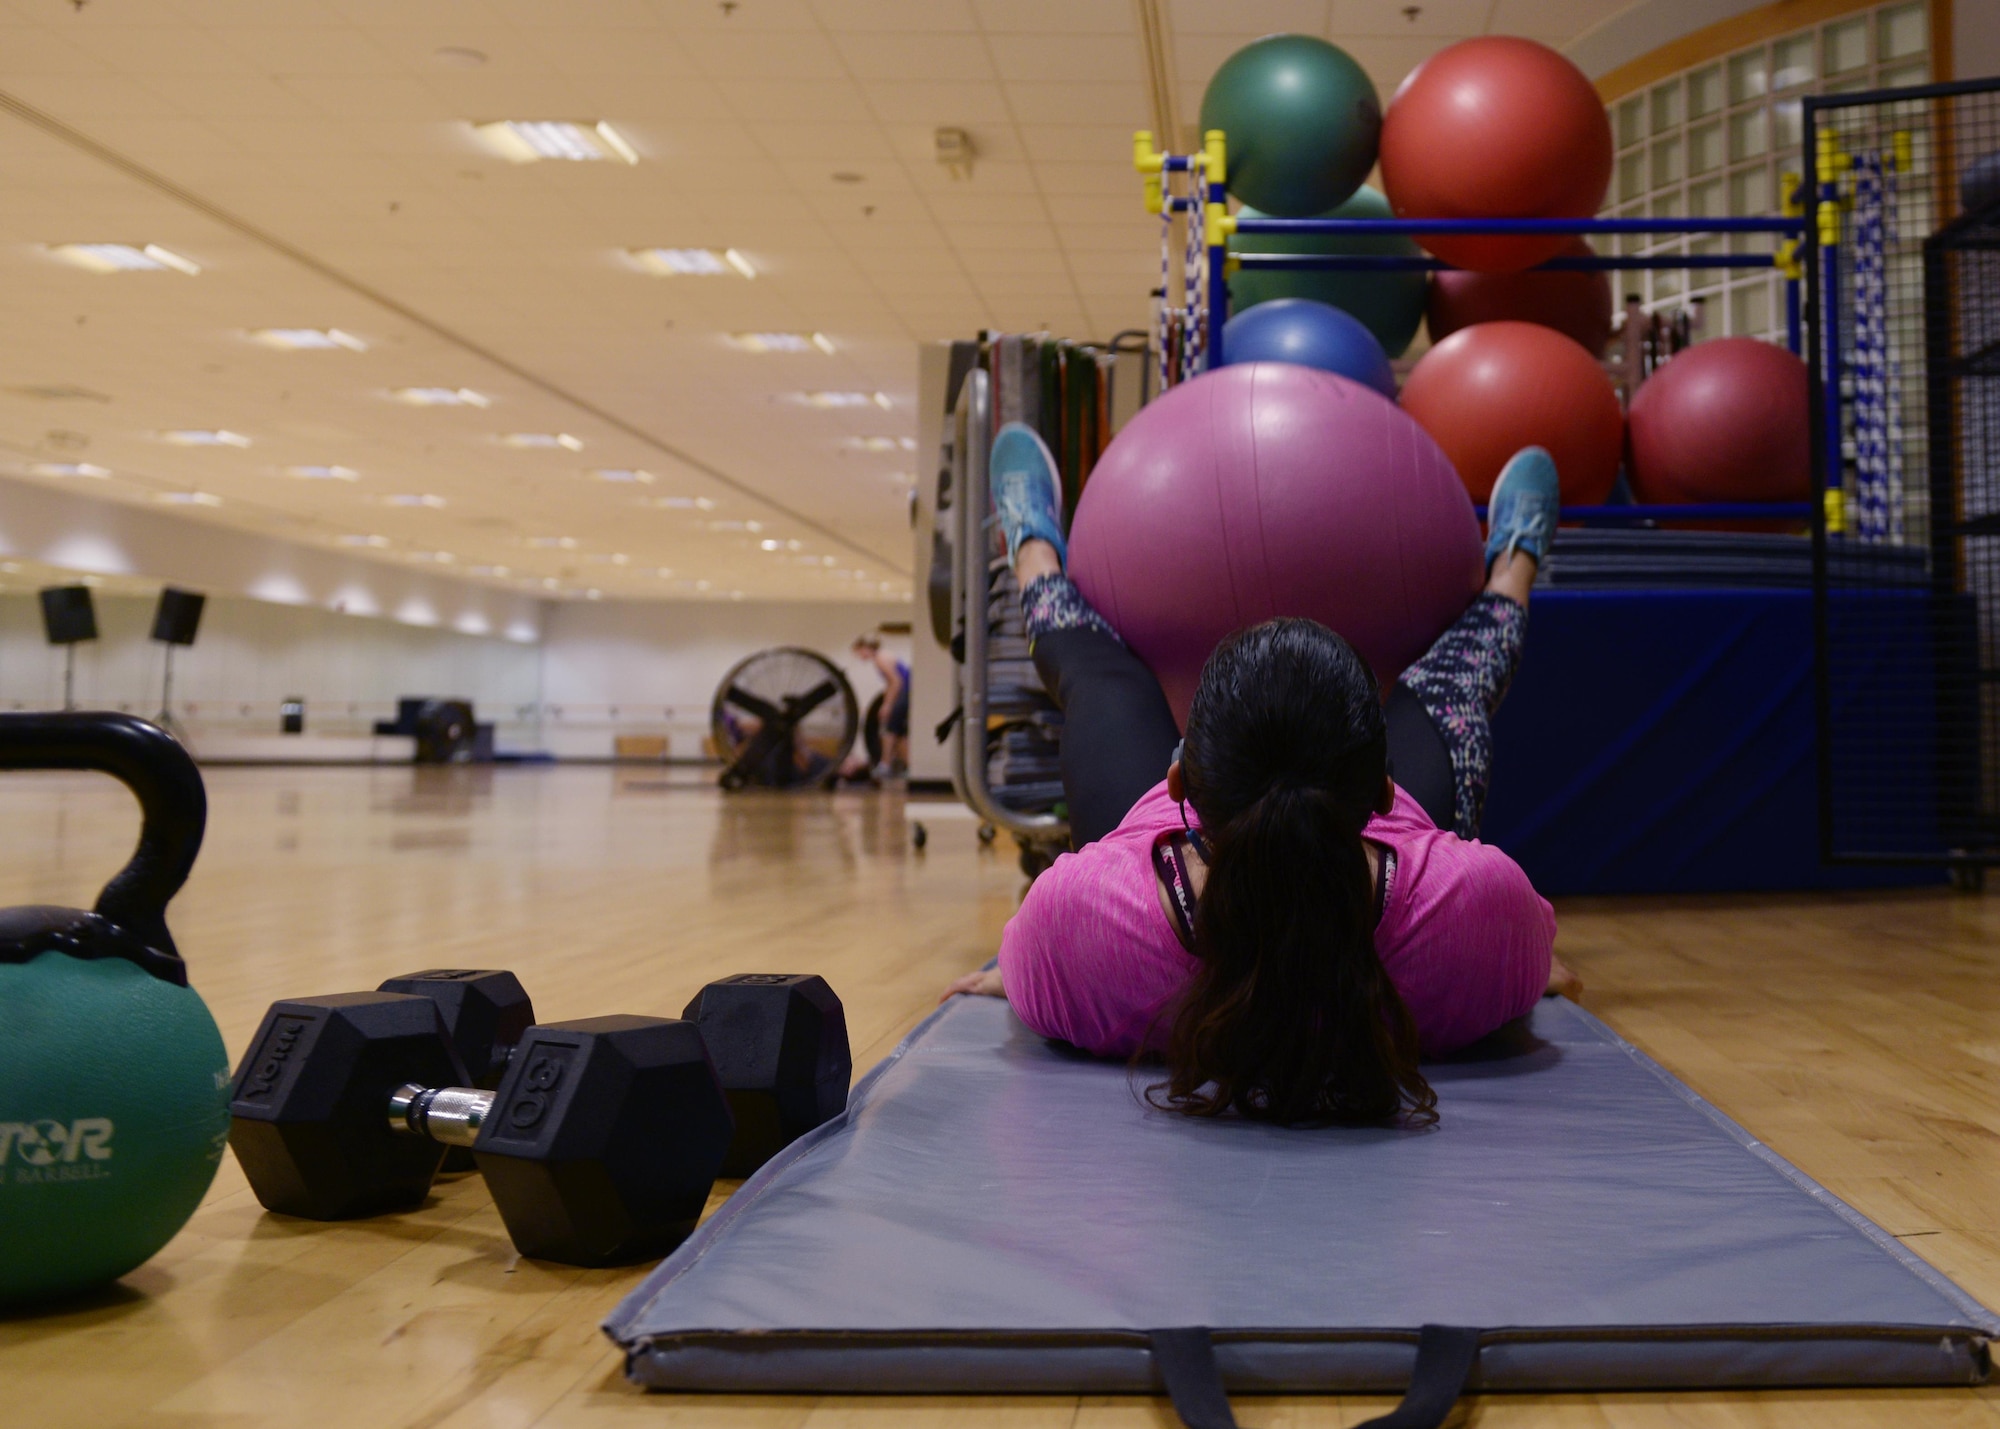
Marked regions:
[939,966,1005,1003]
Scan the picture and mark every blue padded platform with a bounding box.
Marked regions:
[606,994,1996,1397]
[1482,587,1942,895]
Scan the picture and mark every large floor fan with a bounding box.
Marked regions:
[710,647,859,790]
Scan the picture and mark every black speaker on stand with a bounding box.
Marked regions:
[38,585,97,711]
[150,587,205,735]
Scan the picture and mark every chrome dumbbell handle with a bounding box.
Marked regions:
[388,1084,496,1147]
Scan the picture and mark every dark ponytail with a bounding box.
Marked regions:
[1153,619,1436,1128]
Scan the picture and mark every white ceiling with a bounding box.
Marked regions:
[0,0,1633,605]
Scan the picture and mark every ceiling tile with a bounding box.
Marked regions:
[830,31,993,80]
[970,0,1132,35]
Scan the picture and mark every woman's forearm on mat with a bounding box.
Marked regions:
[940,965,1006,1002]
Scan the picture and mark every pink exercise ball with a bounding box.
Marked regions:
[1068,362,1484,726]
[1627,338,1811,506]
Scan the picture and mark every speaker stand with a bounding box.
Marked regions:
[155,644,187,739]
[62,644,76,711]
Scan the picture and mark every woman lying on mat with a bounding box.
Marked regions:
[942,424,1580,1128]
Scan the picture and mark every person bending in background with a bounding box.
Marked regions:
[852,633,910,779]
[943,423,1580,1127]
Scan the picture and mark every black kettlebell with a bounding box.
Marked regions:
[0,712,230,1306]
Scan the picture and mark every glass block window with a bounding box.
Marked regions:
[1603,1,1929,342]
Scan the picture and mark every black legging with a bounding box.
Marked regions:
[1031,628,1462,849]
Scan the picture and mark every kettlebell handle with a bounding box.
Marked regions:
[0,712,205,960]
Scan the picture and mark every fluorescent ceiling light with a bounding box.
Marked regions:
[468,564,511,577]
[541,577,562,589]
[160,429,251,447]
[843,435,916,453]
[709,519,764,533]
[586,588,604,600]
[591,468,652,484]
[251,328,367,351]
[28,462,110,478]
[624,246,756,278]
[759,538,781,551]
[526,535,578,549]
[585,552,630,566]
[340,534,390,548]
[51,243,200,274]
[793,391,890,410]
[655,566,674,577]
[284,464,358,480]
[652,495,716,510]
[384,493,446,508]
[631,247,727,275]
[156,491,222,506]
[392,387,490,407]
[501,432,583,450]
[410,551,455,564]
[474,120,638,165]
[729,332,832,355]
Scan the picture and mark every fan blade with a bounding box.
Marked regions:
[723,684,784,723]
[784,680,840,720]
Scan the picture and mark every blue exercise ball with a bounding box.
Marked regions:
[1218,298,1396,398]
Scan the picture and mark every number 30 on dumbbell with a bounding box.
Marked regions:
[226,972,849,1267]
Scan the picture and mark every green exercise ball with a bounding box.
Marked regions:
[1200,34,1380,217]
[1227,187,1429,358]
[0,951,230,1305]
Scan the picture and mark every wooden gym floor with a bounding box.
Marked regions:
[1,764,1996,1428]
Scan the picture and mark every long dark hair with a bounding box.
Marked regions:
[1153,618,1436,1128]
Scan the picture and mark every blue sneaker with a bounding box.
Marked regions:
[989,422,1067,567]
[1484,446,1560,569]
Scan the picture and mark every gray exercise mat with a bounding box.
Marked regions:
[606,993,1996,1398]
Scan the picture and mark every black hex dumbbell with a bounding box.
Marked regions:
[377,969,533,1172]
[228,992,734,1266]
[682,973,852,1178]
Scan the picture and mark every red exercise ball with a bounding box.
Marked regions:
[1400,321,1623,505]
[1380,38,1614,273]
[1426,239,1614,355]
[1627,338,1811,505]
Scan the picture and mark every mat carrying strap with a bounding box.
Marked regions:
[1147,1324,1482,1429]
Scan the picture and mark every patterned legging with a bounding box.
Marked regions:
[1397,593,1527,838]
[1024,573,1526,843]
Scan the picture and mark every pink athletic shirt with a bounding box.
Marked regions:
[997,780,1556,1059]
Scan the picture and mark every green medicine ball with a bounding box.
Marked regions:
[1200,34,1380,218]
[0,952,229,1305]
[1228,187,1430,359]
